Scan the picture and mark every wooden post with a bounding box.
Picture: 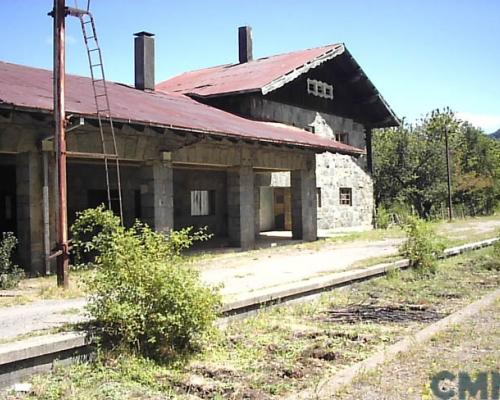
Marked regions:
[444,126,453,222]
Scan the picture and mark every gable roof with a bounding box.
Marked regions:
[0,61,363,155]
[157,44,343,97]
[156,43,400,128]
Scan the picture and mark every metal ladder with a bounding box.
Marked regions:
[67,6,124,223]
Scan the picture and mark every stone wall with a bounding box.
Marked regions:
[245,97,373,229]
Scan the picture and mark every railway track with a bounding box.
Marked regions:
[0,237,498,388]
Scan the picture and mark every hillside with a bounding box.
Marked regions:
[491,128,500,139]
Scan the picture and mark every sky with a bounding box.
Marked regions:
[1,0,499,133]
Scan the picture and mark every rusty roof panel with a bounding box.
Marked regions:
[0,61,363,155]
[156,44,343,96]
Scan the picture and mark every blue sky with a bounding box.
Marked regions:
[1,0,499,132]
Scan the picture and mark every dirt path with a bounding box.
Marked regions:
[436,216,500,240]
[338,299,500,400]
[199,238,402,300]
[0,298,87,341]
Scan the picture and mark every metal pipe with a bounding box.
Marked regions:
[54,0,69,288]
[43,152,51,275]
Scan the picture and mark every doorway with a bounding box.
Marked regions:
[0,165,17,235]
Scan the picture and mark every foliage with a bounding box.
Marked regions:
[373,109,500,219]
[71,206,221,360]
[375,205,391,229]
[0,232,24,289]
[399,216,445,274]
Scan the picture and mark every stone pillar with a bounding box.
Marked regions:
[227,165,255,250]
[140,160,173,233]
[291,155,317,241]
[254,183,260,239]
[16,152,44,275]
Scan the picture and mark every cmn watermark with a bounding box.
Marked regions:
[431,371,499,399]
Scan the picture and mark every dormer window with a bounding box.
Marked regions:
[307,78,333,100]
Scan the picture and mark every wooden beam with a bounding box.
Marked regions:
[347,72,365,84]
[357,94,379,105]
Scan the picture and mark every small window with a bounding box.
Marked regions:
[190,190,215,216]
[339,188,352,206]
[335,132,349,144]
[317,188,322,208]
[305,125,315,134]
[306,78,334,99]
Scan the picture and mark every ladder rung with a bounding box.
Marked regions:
[91,63,102,68]
[85,36,95,40]
[89,48,100,52]
[83,20,92,25]
[95,94,108,98]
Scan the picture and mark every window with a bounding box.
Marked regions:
[335,132,349,144]
[339,188,352,206]
[306,78,334,100]
[190,190,215,216]
[317,188,322,208]
[305,125,315,134]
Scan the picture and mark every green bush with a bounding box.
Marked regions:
[389,202,412,226]
[399,216,445,274]
[375,205,391,229]
[71,206,221,360]
[0,232,24,289]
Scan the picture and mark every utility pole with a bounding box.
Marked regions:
[444,126,453,221]
[53,0,69,288]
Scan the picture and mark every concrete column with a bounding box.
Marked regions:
[227,165,255,250]
[140,160,173,233]
[291,155,317,241]
[16,152,44,275]
[254,184,260,238]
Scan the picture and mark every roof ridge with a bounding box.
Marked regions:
[157,43,342,83]
[253,42,342,61]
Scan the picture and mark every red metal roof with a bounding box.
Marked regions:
[156,44,343,97]
[0,61,363,155]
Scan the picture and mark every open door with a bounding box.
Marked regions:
[0,165,17,235]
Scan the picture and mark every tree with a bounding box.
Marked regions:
[373,109,500,219]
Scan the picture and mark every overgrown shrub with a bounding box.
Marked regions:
[389,202,413,226]
[485,233,500,271]
[71,206,221,360]
[399,216,445,274]
[0,232,24,289]
[375,205,391,229]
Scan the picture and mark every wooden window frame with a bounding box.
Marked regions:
[190,190,215,216]
[335,132,349,144]
[306,78,334,100]
[339,187,352,206]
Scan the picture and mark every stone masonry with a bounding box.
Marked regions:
[247,97,373,230]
